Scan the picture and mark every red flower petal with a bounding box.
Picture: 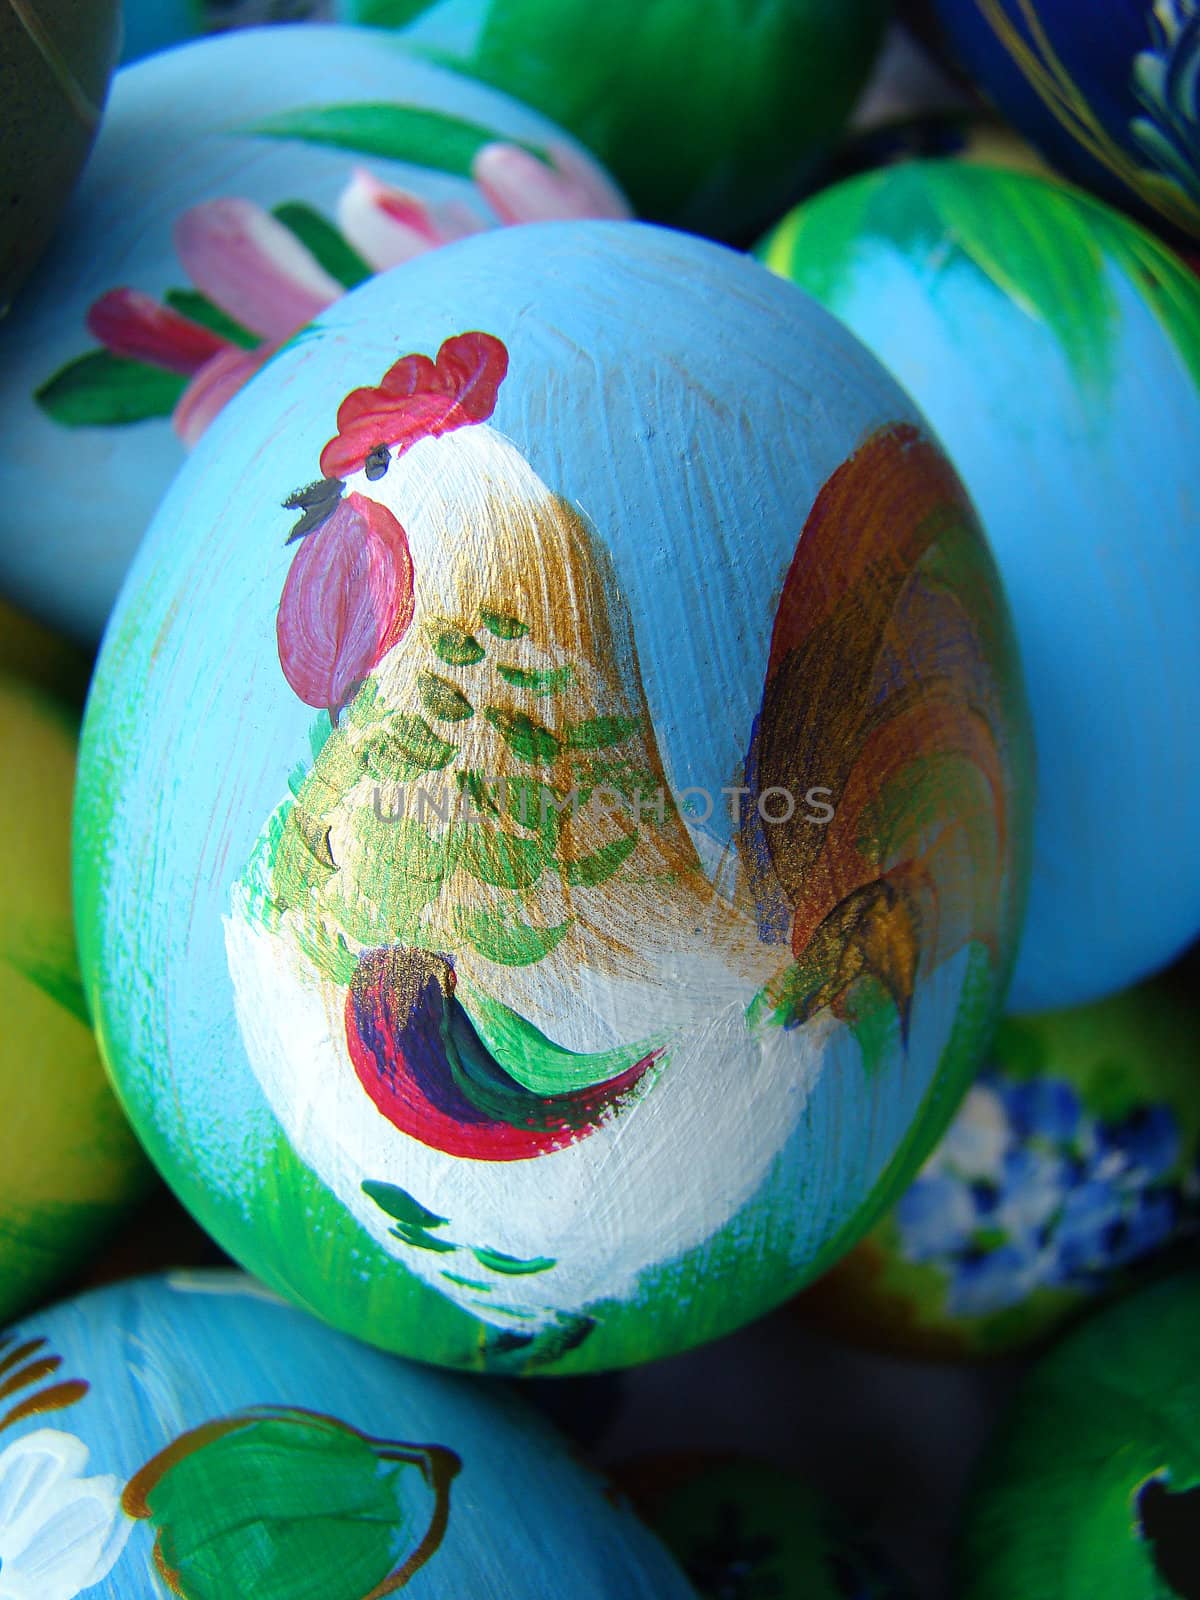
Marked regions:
[319,331,509,480]
[86,288,232,375]
[276,491,414,717]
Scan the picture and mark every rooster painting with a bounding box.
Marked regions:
[225,329,1027,1360]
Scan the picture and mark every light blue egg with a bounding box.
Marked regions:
[74,219,1031,1372]
[0,1271,695,1597]
[759,162,1200,1012]
[0,24,628,642]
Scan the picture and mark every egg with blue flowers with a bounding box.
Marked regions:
[931,0,1200,242]
[760,162,1200,1013]
[0,1271,697,1599]
[799,972,1200,1355]
[0,24,628,642]
[74,219,1032,1374]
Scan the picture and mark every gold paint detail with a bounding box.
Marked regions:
[976,0,1200,234]
[0,1333,89,1436]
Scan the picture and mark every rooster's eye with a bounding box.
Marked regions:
[364,445,391,481]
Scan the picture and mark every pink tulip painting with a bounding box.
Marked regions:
[36,143,630,443]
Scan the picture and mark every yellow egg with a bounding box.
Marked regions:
[0,675,149,1321]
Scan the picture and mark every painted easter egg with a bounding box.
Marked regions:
[0,0,120,311]
[0,678,150,1325]
[0,1272,697,1599]
[330,0,891,236]
[74,221,1033,1374]
[960,1270,1200,1598]
[930,0,1200,242]
[622,1455,915,1598]
[0,25,628,643]
[798,974,1200,1356]
[759,163,1200,1013]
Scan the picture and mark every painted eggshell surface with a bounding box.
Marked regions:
[0,678,150,1324]
[800,975,1200,1356]
[0,0,120,310]
[959,1270,1200,1599]
[623,1455,915,1598]
[931,0,1200,241]
[331,0,891,236]
[0,24,628,643]
[759,163,1200,1014]
[0,1272,697,1599]
[75,220,1032,1375]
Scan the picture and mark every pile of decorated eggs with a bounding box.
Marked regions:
[1,5,1199,1596]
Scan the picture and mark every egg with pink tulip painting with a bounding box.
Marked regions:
[75,220,1034,1374]
[0,24,628,642]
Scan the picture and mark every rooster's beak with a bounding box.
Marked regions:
[282,476,344,544]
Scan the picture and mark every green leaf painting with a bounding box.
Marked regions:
[272,202,373,290]
[763,164,1200,395]
[34,352,189,428]
[122,1407,460,1600]
[240,103,546,178]
[163,289,260,349]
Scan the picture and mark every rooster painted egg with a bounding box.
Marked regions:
[760,163,1200,1014]
[931,0,1200,242]
[0,677,150,1325]
[0,1272,696,1599]
[960,1271,1200,1599]
[75,220,1032,1374]
[0,0,120,310]
[0,24,628,642]
[798,973,1200,1357]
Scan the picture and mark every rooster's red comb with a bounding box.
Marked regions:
[319,330,509,480]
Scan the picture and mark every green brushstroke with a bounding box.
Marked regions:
[392,1224,458,1253]
[562,831,638,888]
[240,103,546,178]
[461,981,663,1095]
[363,714,458,777]
[496,662,575,695]
[426,620,485,667]
[561,714,641,750]
[482,707,559,765]
[472,1246,557,1276]
[456,907,570,966]
[163,289,259,349]
[361,1180,448,1230]
[418,671,474,722]
[272,202,373,290]
[479,608,528,640]
[34,351,187,427]
[459,824,546,890]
